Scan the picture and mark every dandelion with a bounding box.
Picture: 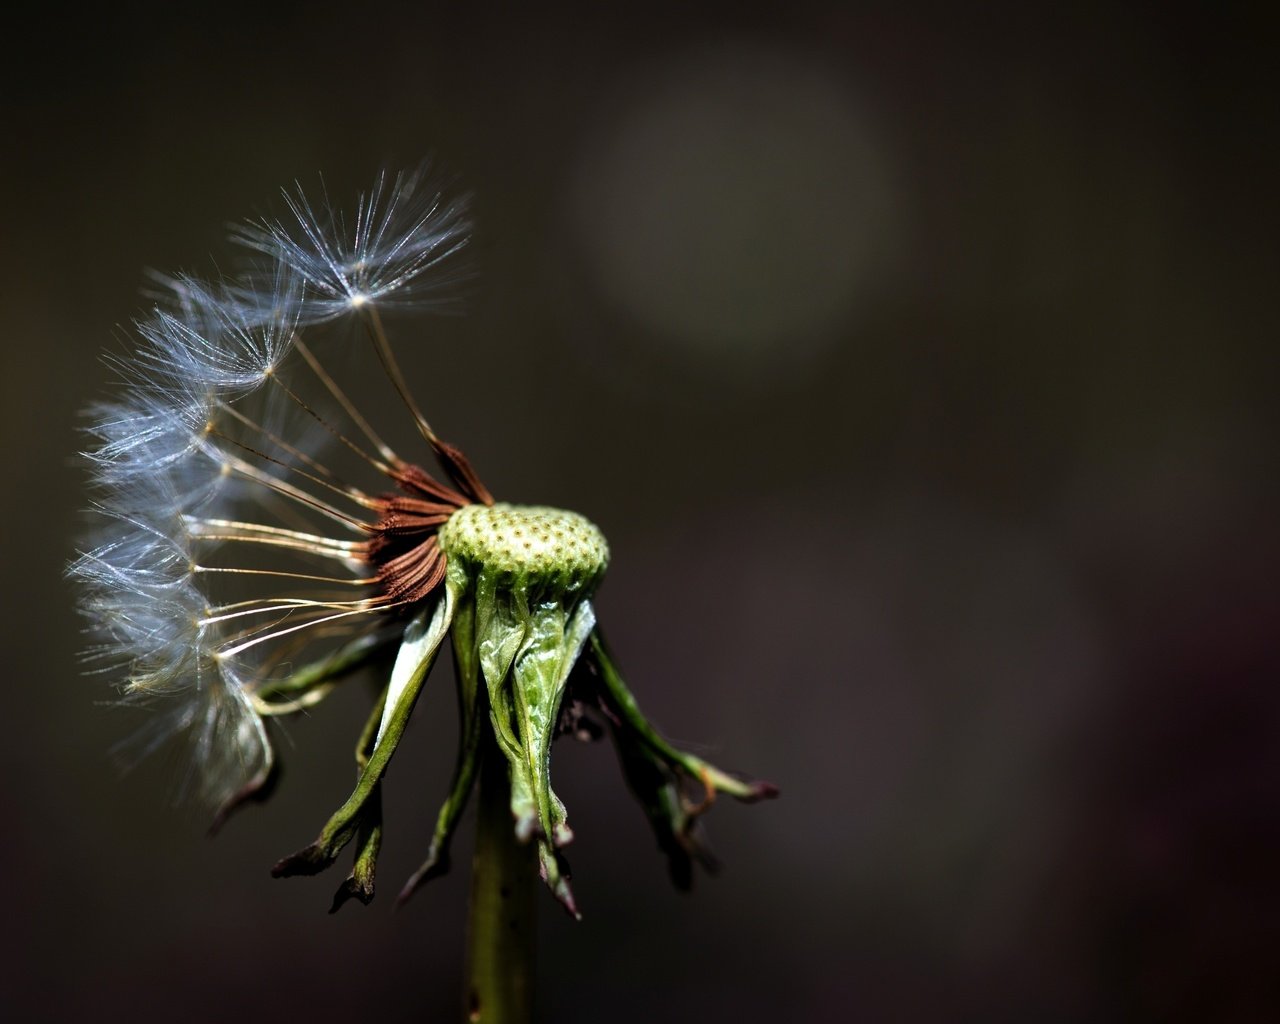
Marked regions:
[72,166,776,1021]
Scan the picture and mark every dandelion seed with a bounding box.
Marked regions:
[231,164,471,321]
[71,167,775,923]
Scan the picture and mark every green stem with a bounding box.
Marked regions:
[465,736,536,1024]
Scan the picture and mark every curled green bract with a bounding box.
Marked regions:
[272,589,455,883]
[273,503,775,915]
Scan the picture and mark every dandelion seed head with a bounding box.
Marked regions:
[74,164,772,901]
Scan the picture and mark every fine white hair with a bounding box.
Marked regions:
[74,166,472,809]
[231,165,471,322]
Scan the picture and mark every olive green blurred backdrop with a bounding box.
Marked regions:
[3,4,1276,1022]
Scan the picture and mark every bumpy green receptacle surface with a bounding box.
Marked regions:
[439,503,609,586]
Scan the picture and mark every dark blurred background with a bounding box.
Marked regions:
[3,3,1277,1021]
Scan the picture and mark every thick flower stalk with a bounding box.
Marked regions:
[71,166,776,929]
